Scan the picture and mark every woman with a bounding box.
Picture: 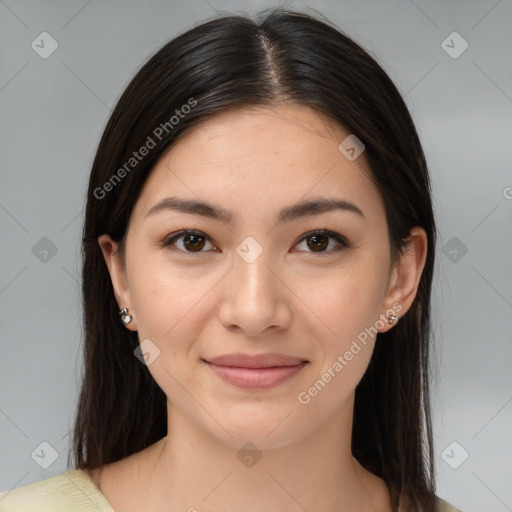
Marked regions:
[0,9,461,512]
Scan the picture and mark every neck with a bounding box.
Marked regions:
[127,397,390,512]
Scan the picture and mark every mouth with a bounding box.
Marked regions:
[202,353,309,390]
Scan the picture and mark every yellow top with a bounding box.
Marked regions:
[0,469,462,511]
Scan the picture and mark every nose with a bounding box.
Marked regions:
[217,247,292,338]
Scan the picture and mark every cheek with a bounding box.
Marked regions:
[129,259,219,336]
[295,254,387,403]
[297,279,379,414]
[299,258,387,348]
[127,262,217,402]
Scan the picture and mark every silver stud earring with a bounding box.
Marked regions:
[119,307,132,325]
[387,313,398,325]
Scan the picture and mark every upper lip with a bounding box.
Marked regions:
[204,353,307,368]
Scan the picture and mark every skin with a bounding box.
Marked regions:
[93,104,427,512]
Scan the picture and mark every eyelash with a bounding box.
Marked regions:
[161,229,350,256]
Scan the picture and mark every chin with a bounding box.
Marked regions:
[205,402,309,450]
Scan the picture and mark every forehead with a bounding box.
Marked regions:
[133,104,386,226]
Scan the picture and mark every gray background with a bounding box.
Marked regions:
[1,1,511,510]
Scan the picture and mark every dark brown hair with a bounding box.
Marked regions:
[71,8,438,511]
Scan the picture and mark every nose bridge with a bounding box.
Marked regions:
[231,242,276,303]
[217,238,291,335]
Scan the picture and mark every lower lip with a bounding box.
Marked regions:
[205,361,308,390]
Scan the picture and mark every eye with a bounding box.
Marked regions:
[293,230,349,254]
[162,229,349,255]
[162,230,218,253]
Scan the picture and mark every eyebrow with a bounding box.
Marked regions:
[145,196,365,223]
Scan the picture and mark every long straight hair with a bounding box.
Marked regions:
[71,9,438,511]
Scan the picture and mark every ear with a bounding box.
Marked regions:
[378,226,428,333]
[97,234,137,331]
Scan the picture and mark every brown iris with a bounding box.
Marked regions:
[307,234,329,252]
[183,233,206,252]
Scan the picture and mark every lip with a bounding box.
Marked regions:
[206,353,306,368]
[203,353,309,390]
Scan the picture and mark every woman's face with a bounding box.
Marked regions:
[99,104,421,449]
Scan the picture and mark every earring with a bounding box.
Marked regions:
[119,307,132,325]
[387,313,398,325]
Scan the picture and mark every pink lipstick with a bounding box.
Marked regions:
[204,353,308,390]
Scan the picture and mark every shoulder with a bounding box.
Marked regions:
[0,469,114,512]
[438,496,463,512]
